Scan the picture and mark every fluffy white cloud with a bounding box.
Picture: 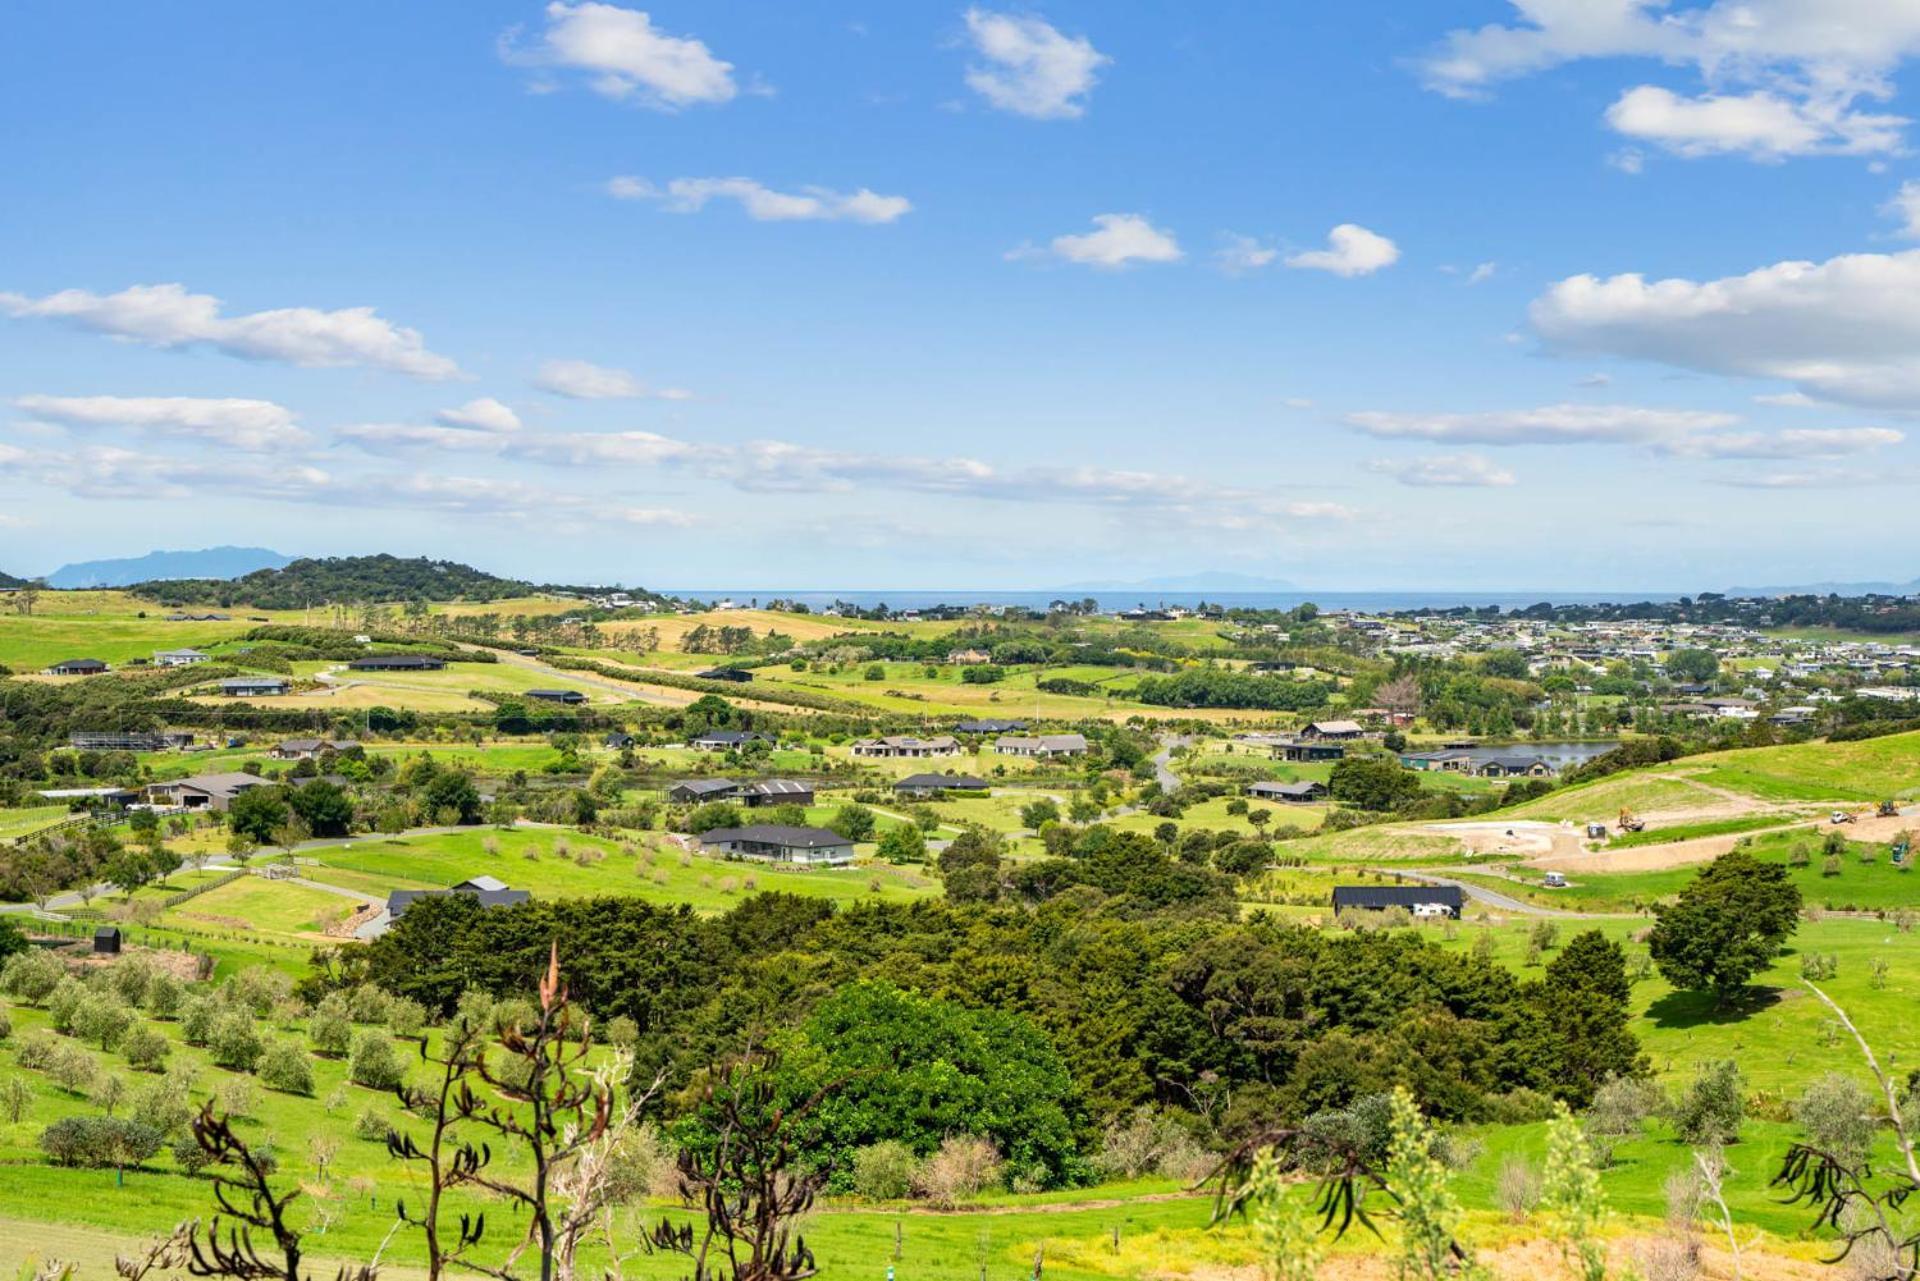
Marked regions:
[608,176,911,223]
[1026,213,1182,269]
[1529,249,1920,409]
[12,394,308,451]
[1369,453,1518,487]
[1752,390,1817,407]
[1285,224,1399,277]
[1467,261,1498,284]
[1418,1,1920,159]
[1657,426,1904,458]
[1345,403,1737,445]
[508,2,736,108]
[534,358,690,401]
[1605,85,1903,159]
[0,283,460,380]
[436,398,521,433]
[962,8,1108,120]
[1215,234,1279,276]
[1885,180,1920,237]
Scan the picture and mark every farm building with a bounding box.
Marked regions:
[526,689,587,704]
[993,733,1088,758]
[153,648,212,667]
[69,731,170,752]
[1330,884,1465,919]
[851,735,962,758]
[737,779,815,807]
[1246,780,1327,803]
[219,677,289,697]
[895,773,990,798]
[696,824,857,866]
[348,654,446,671]
[37,787,140,809]
[46,658,110,676]
[669,778,744,804]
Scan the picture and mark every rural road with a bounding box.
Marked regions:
[1394,868,1622,919]
[488,650,690,707]
[1153,736,1190,792]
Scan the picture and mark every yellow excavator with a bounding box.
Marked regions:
[1879,799,1900,818]
[1618,807,1646,834]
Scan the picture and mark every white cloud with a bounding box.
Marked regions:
[12,394,308,451]
[1030,213,1182,269]
[607,176,911,223]
[1215,234,1279,276]
[0,282,460,380]
[1885,180,1920,236]
[1467,261,1498,284]
[1418,1,1920,160]
[1752,390,1818,407]
[1345,403,1737,445]
[534,358,690,401]
[436,398,521,433]
[1607,147,1646,174]
[1368,453,1518,487]
[1529,248,1920,409]
[1657,426,1904,458]
[1281,397,1315,410]
[1575,373,1613,387]
[507,2,736,109]
[962,8,1108,120]
[1605,85,1904,159]
[1285,224,1400,277]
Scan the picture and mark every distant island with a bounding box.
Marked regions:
[45,545,292,589]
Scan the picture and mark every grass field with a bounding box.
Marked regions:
[0,806,71,841]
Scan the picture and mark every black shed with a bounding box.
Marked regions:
[93,925,122,955]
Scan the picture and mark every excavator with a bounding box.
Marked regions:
[1879,799,1901,818]
[1617,807,1646,834]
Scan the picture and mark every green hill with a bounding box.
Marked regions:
[127,554,536,609]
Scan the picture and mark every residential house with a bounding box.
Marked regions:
[1399,749,1474,773]
[348,655,446,671]
[954,719,1027,734]
[145,772,271,812]
[696,824,857,866]
[1270,740,1346,763]
[1247,780,1328,803]
[688,730,775,752]
[737,779,815,808]
[895,773,990,799]
[851,735,961,758]
[153,648,212,667]
[219,677,288,697]
[46,658,110,676]
[993,733,1089,758]
[387,875,530,922]
[1476,756,1554,779]
[1331,884,1464,918]
[526,689,587,704]
[272,738,361,761]
[668,779,744,805]
[604,731,636,749]
[1301,720,1366,740]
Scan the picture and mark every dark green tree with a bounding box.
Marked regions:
[1649,852,1801,1003]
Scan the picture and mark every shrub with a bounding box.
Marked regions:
[309,997,353,1057]
[144,973,184,1020]
[604,1015,639,1049]
[120,1025,172,1073]
[1794,1071,1876,1165]
[73,994,135,1051]
[1495,1155,1540,1221]
[1671,1060,1745,1145]
[0,1007,11,1041]
[349,1029,404,1090]
[14,1028,59,1070]
[1587,1075,1664,1137]
[216,1075,260,1119]
[39,1115,164,1168]
[1096,1107,1199,1180]
[912,1136,1003,1208]
[47,1042,99,1095]
[259,1040,315,1096]
[179,996,217,1046]
[0,949,66,1005]
[851,1140,921,1201]
[108,959,153,1007]
[171,1132,215,1174]
[208,1011,265,1072]
[47,978,85,1034]
[348,984,393,1025]
[130,1078,193,1137]
[227,966,293,1016]
[353,1107,392,1142]
[386,996,428,1040]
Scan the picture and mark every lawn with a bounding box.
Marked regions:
[158,875,361,942]
[0,806,70,842]
[1604,812,1807,848]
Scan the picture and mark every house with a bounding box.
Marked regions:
[946,648,993,665]
[738,779,815,808]
[1247,780,1328,803]
[1271,740,1346,763]
[153,648,212,668]
[348,654,446,671]
[604,731,637,749]
[1331,884,1465,919]
[272,738,361,761]
[1301,720,1366,740]
[895,773,990,799]
[386,875,530,921]
[851,735,962,758]
[689,730,775,752]
[46,658,110,676]
[696,667,754,683]
[1476,756,1554,779]
[219,677,288,697]
[668,779,743,805]
[697,824,857,866]
[526,689,587,704]
[1399,750,1475,773]
[955,719,1027,734]
[145,772,271,812]
[993,733,1089,758]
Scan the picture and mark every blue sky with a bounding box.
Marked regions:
[5,1,1920,591]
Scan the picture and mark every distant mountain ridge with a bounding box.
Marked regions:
[1724,576,1920,596]
[129,554,536,609]
[46,546,292,589]
[0,569,32,590]
[1054,570,1299,593]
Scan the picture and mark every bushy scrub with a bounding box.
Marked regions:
[39,1115,163,1168]
[1672,1060,1745,1145]
[349,1029,404,1090]
[259,1040,315,1096]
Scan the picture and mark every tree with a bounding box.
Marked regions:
[106,849,156,898]
[827,804,876,843]
[422,770,483,825]
[1665,647,1720,684]
[1649,852,1802,1003]
[1534,930,1645,1106]
[1328,755,1422,811]
[228,787,292,845]
[289,780,354,837]
[875,824,927,864]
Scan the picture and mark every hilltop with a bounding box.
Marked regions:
[127,554,536,608]
[44,545,291,589]
[0,570,33,590]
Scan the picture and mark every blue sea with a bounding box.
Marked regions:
[669,589,1687,614]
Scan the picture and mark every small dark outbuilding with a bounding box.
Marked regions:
[93,925,122,955]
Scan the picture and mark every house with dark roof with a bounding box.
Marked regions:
[1271,739,1346,763]
[1247,780,1328,803]
[386,876,530,921]
[669,778,744,804]
[1399,749,1475,773]
[697,824,856,866]
[895,773,990,798]
[145,772,271,812]
[954,718,1027,734]
[526,689,587,704]
[348,654,447,671]
[604,731,637,749]
[273,738,361,761]
[738,779,815,807]
[1331,884,1464,918]
[696,667,754,683]
[219,676,289,697]
[689,729,776,751]
[1476,756,1554,779]
[47,658,110,676]
[993,733,1088,758]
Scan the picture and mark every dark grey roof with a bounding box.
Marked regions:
[1330,884,1464,911]
[895,773,989,790]
[526,689,585,701]
[349,654,446,669]
[1249,780,1323,798]
[742,779,813,797]
[698,825,853,850]
[1483,756,1549,771]
[954,719,1026,733]
[691,730,771,745]
[387,886,530,918]
[671,778,741,797]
